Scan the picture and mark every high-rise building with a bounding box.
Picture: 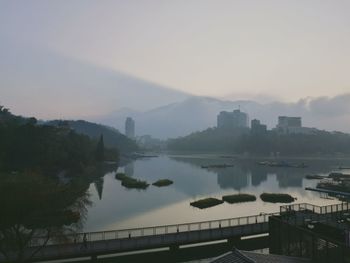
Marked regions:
[275,116,315,134]
[251,119,267,135]
[277,116,302,129]
[125,117,135,139]
[217,109,248,129]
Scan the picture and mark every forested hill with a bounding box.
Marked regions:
[167,127,350,155]
[0,107,100,173]
[47,120,138,153]
[167,127,249,152]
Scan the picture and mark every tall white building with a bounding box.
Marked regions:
[125,117,135,139]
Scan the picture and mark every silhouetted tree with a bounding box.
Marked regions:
[0,172,91,262]
[95,134,105,162]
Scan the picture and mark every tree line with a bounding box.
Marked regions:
[167,127,350,155]
[0,107,114,175]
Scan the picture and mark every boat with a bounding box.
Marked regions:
[201,164,234,169]
[305,174,324,180]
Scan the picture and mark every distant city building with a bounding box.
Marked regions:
[125,117,135,139]
[137,135,164,150]
[277,116,302,129]
[275,116,316,134]
[217,109,248,129]
[251,119,267,135]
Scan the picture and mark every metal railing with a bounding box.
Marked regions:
[28,202,350,247]
[29,212,279,247]
[279,202,350,234]
[280,202,350,215]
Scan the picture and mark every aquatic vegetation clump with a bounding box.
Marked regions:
[190,197,224,209]
[152,179,173,187]
[115,173,149,189]
[260,193,295,203]
[222,194,256,204]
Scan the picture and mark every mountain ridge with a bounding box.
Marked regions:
[92,94,350,139]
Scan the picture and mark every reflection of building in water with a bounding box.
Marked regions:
[275,170,304,188]
[124,162,134,177]
[250,167,268,186]
[94,177,104,200]
[216,167,248,190]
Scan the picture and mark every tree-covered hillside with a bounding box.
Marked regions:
[167,127,350,155]
[0,107,117,174]
[47,120,138,153]
[167,127,249,152]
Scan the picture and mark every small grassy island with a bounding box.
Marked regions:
[152,179,173,187]
[115,173,149,189]
[222,193,256,204]
[190,197,224,209]
[260,193,295,203]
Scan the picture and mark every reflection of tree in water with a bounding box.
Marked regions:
[124,162,134,177]
[0,172,91,262]
[94,177,104,200]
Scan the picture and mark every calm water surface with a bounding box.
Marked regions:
[83,154,350,232]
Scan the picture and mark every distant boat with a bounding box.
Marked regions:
[201,164,234,169]
[129,153,159,159]
[257,161,308,168]
[305,174,324,180]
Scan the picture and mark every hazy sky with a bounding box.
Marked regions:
[1,0,350,117]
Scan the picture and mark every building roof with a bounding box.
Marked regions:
[210,249,311,263]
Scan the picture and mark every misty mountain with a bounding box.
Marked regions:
[94,94,350,139]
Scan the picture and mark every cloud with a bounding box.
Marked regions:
[307,93,350,117]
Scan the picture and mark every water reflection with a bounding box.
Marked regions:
[94,177,104,200]
[84,155,350,231]
[124,162,134,177]
[170,156,350,190]
[216,168,249,190]
[250,167,268,187]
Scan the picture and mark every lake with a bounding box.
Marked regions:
[83,154,350,232]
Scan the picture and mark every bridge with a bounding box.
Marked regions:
[15,213,278,262]
[3,202,350,262]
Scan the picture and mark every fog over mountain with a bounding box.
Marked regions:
[2,39,350,140]
[93,94,350,139]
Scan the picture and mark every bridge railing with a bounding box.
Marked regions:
[280,202,350,215]
[29,212,279,247]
